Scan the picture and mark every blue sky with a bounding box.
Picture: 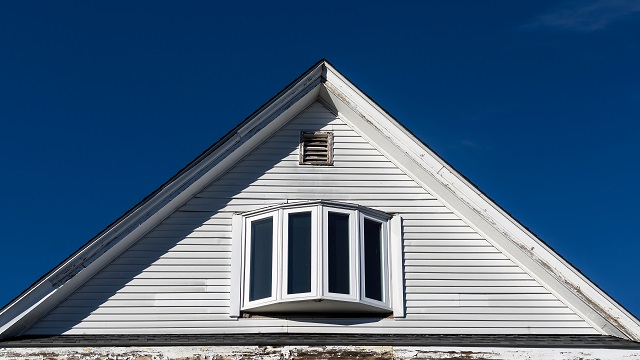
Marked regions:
[1,1,639,320]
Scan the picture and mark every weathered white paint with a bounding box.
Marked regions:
[2,345,640,360]
[26,102,597,335]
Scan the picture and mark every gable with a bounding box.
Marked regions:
[1,60,638,342]
[24,102,594,335]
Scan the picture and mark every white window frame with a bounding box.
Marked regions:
[242,210,280,309]
[231,200,402,316]
[281,206,319,301]
[358,212,390,309]
[322,206,358,302]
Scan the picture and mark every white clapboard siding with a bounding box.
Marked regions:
[27,102,597,335]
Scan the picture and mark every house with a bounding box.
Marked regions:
[1,60,639,359]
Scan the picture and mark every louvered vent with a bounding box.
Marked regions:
[299,131,333,165]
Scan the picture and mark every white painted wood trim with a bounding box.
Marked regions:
[230,214,242,318]
[390,215,405,318]
[5,345,640,359]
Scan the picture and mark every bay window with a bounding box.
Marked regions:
[230,200,404,317]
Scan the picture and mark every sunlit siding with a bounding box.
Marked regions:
[27,102,596,335]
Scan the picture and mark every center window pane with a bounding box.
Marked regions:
[249,217,273,301]
[288,212,312,294]
[363,218,383,301]
[328,212,350,294]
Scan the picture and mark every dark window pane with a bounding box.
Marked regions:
[249,217,273,301]
[363,218,383,301]
[328,212,350,294]
[288,212,312,294]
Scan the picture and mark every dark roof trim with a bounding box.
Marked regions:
[2,334,639,349]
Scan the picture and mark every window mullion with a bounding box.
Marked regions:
[382,220,389,304]
[321,204,327,297]
[354,210,362,301]
[275,209,283,301]
[315,205,323,297]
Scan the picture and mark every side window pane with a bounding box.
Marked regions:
[328,212,350,294]
[363,218,383,301]
[288,212,312,294]
[249,217,273,301]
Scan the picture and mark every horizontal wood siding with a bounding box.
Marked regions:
[27,103,596,335]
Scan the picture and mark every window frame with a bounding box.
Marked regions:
[322,206,358,302]
[232,200,401,315]
[281,206,319,301]
[359,212,390,308]
[242,210,280,308]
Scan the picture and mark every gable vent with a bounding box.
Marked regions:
[299,131,333,165]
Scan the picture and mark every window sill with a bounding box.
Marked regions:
[242,298,392,315]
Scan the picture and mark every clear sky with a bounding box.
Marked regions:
[1,1,639,321]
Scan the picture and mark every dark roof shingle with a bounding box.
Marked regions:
[2,333,640,349]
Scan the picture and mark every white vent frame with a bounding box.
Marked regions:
[299,131,333,165]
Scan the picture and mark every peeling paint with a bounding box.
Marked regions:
[2,345,640,360]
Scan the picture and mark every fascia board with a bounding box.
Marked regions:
[321,63,640,340]
[0,66,324,339]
